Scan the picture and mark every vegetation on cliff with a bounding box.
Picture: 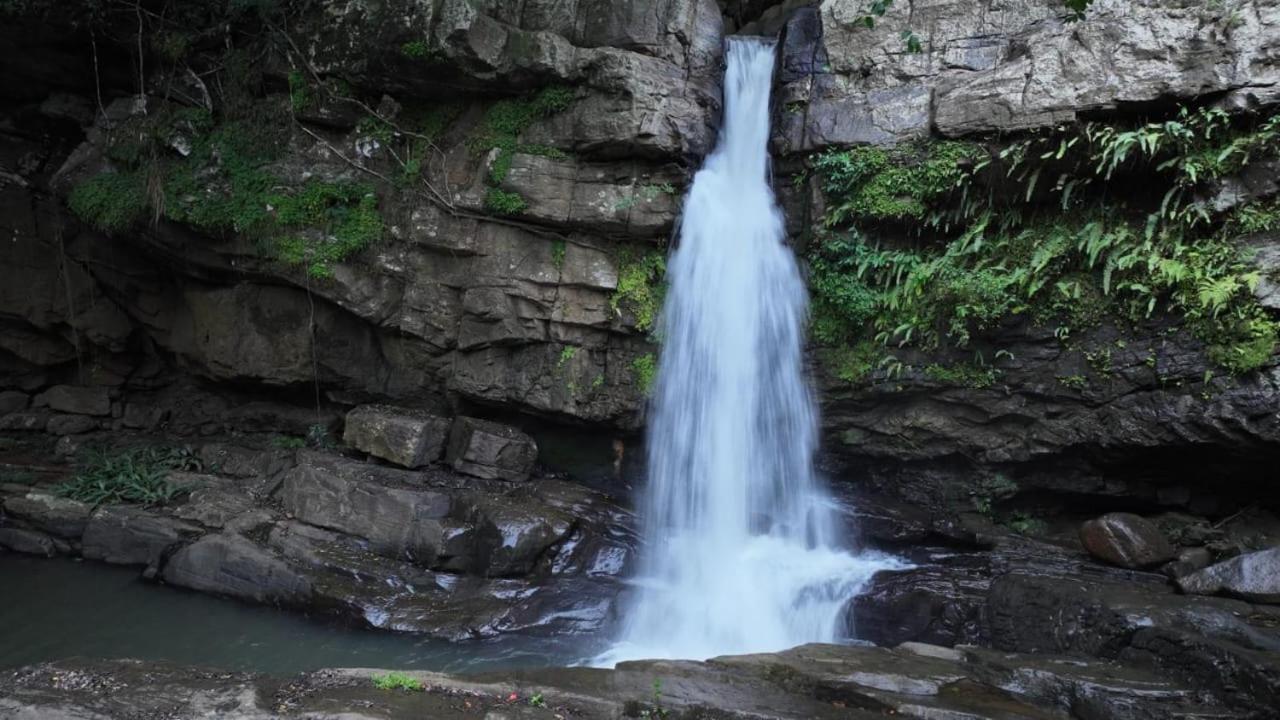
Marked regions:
[809,107,1279,379]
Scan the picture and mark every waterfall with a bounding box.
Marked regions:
[600,38,900,664]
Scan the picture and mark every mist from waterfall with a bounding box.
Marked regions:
[599,38,900,664]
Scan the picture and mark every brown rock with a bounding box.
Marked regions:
[1079,513,1176,569]
[342,404,451,469]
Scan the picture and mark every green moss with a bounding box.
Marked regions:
[819,342,882,384]
[484,188,527,216]
[288,70,311,113]
[267,181,383,278]
[469,86,575,215]
[632,353,657,394]
[923,363,997,388]
[399,40,431,59]
[68,172,147,233]
[551,239,566,269]
[1205,315,1277,374]
[612,248,666,333]
[1057,374,1088,390]
[814,141,982,224]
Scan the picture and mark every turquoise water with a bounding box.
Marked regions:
[0,554,585,675]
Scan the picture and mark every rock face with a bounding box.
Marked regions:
[1080,513,1177,569]
[446,416,540,481]
[343,404,452,469]
[1178,546,1280,604]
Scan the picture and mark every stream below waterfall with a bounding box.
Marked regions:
[0,555,588,675]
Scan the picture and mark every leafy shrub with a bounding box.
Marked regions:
[371,672,424,692]
[57,446,202,506]
[632,353,658,394]
[68,172,147,233]
[612,248,666,334]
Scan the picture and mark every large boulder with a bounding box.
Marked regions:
[162,533,313,605]
[1,493,92,539]
[279,452,451,564]
[81,506,203,566]
[446,417,539,482]
[1079,513,1177,569]
[0,528,59,556]
[342,404,452,469]
[32,385,110,416]
[1178,547,1280,604]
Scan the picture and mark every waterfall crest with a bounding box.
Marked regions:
[601,38,899,664]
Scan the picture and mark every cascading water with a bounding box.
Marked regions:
[600,38,901,665]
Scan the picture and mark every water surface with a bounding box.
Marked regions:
[0,555,584,675]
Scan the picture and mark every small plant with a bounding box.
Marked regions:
[638,679,669,719]
[484,188,527,216]
[399,40,431,59]
[306,423,335,449]
[632,353,658,395]
[270,435,306,450]
[371,672,424,692]
[551,239,567,269]
[57,446,201,506]
[558,346,578,366]
[528,691,546,708]
[612,248,666,333]
[1057,374,1088,390]
[68,172,147,233]
[287,69,310,114]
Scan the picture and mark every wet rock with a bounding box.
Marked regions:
[279,451,451,564]
[446,417,538,482]
[1162,546,1214,579]
[470,494,574,577]
[0,390,27,415]
[343,404,452,469]
[0,527,58,556]
[1,493,92,539]
[32,385,110,416]
[1080,513,1176,569]
[163,533,313,605]
[1177,547,1280,604]
[44,414,98,435]
[81,505,203,566]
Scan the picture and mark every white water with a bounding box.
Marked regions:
[599,39,901,665]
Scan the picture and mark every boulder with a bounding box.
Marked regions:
[81,505,203,566]
[0,390,28,415]
[446,417,538,482]
[342,404,451,469]
[279,452,451,564]
[162,533,313,605]
[1162,547,1214,579]
[45,414,98,435]
[1,493,92,539]
[0,527,58,556]
[32,385,110,416]
[1178,547,1280,604]
[1080,513,1176,569]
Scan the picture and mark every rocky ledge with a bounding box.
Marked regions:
[0,411,637,640]
[2,638,1268,720]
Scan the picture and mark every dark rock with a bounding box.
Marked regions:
[44,414,98,435]
[0,411,50,431]
[1080,513,1177,569]
[0,527,58,556]
[1162,546,1213,579]
[81,505,203,566]
[171,480,260,529]
[279,451,452,564]
[32,385,110,416]
[342,404,451,469]
[446,417,538,482]
[162,532,313,605]
[1,493,92,539]
[121,402,168,430]
[0,390,28,415]
[1178,547,1280,604]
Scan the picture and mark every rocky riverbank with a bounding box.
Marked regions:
[2,639,1269,720]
